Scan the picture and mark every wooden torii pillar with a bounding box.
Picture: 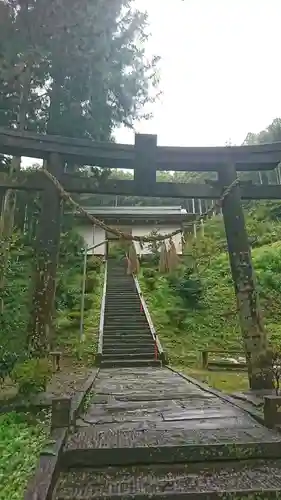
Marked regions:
[218,163,272,390]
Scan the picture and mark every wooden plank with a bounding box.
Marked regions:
[0,128,280,170]
[218,163,272,391]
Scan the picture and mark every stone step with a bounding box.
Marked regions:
[99,359,162,368]
[107,282,136,292]
[105,293,140,297]
[103,334,152,339]
[104,318,147,324]
[104,313,146,318]
[62,425,281,469]
[54,459,281,499]
[105,304,141,309]
[104,309,144,314]
[102,344,154,350]
[102,338,154,345]
[103,326,150,332]
[105,293,141,306]
[104,326,150,334]
[106,280,135,283]
[102,347,155,355]
[102,331,152,337]
[102,353,156,361]
[102,345,154,352]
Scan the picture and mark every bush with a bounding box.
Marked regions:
[68,310,81,326]
[142,268,157,280]
[167,268,203,308]
[0,348,18,382]
[11,358,52,395]
[87,256,102,272]
[142,268,157,290]
[85,272,99,293]
[166,308,187,329]
[56,282,81,310]
[84,294,94,311]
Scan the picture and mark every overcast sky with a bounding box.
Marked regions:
[115,0,281,147]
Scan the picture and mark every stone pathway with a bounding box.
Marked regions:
[54,367,281,498]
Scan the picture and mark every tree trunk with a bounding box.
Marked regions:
[0,60,31,312]
[27,72,64,355]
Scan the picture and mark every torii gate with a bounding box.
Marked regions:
[1,127,281,389]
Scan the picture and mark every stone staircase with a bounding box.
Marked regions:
[98,258,162,368]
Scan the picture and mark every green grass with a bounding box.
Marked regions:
[175,367,249,393]
[0,412,48,500]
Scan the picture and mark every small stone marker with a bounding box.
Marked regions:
[51,397,71,429]
[264,395,281,428]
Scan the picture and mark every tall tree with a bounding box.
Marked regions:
[243,118,281,184]
[8,0,160,355]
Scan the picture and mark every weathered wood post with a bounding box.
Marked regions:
[27,153,64,356]
[201,350,209,369]
[134,133,157,191]
[218,163,272,390]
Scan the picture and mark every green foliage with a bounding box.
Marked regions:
[0,0,159,140]
[56,283,81,311]
[0,412,48,500]
[167,267,203,308]
[87,256,102,273]
[0,347,18,383]
[142,267,158,290]
[11,358,52,395]
[0,234,32,355]
[85,272,99,293]
[140,210,281,370]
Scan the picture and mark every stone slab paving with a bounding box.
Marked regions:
[65,368,281,454]
[55,368,281,498]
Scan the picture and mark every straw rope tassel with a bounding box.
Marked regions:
[167,238,179,272]
[127,242,140,275]
[159,242,169,273]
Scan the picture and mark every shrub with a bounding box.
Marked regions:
[11,358,52,395]
[142,268,157,280]
[56,282,81,310]
[87,256,102,272]
[0,348,18,383]
[167,268,203,308]
[68,310,81,326]
[142,268,157,290]
[85,272,99,293]
[166,308,187,329]
[84,294,94,311]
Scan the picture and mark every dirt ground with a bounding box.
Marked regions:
[0,356,92,403]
